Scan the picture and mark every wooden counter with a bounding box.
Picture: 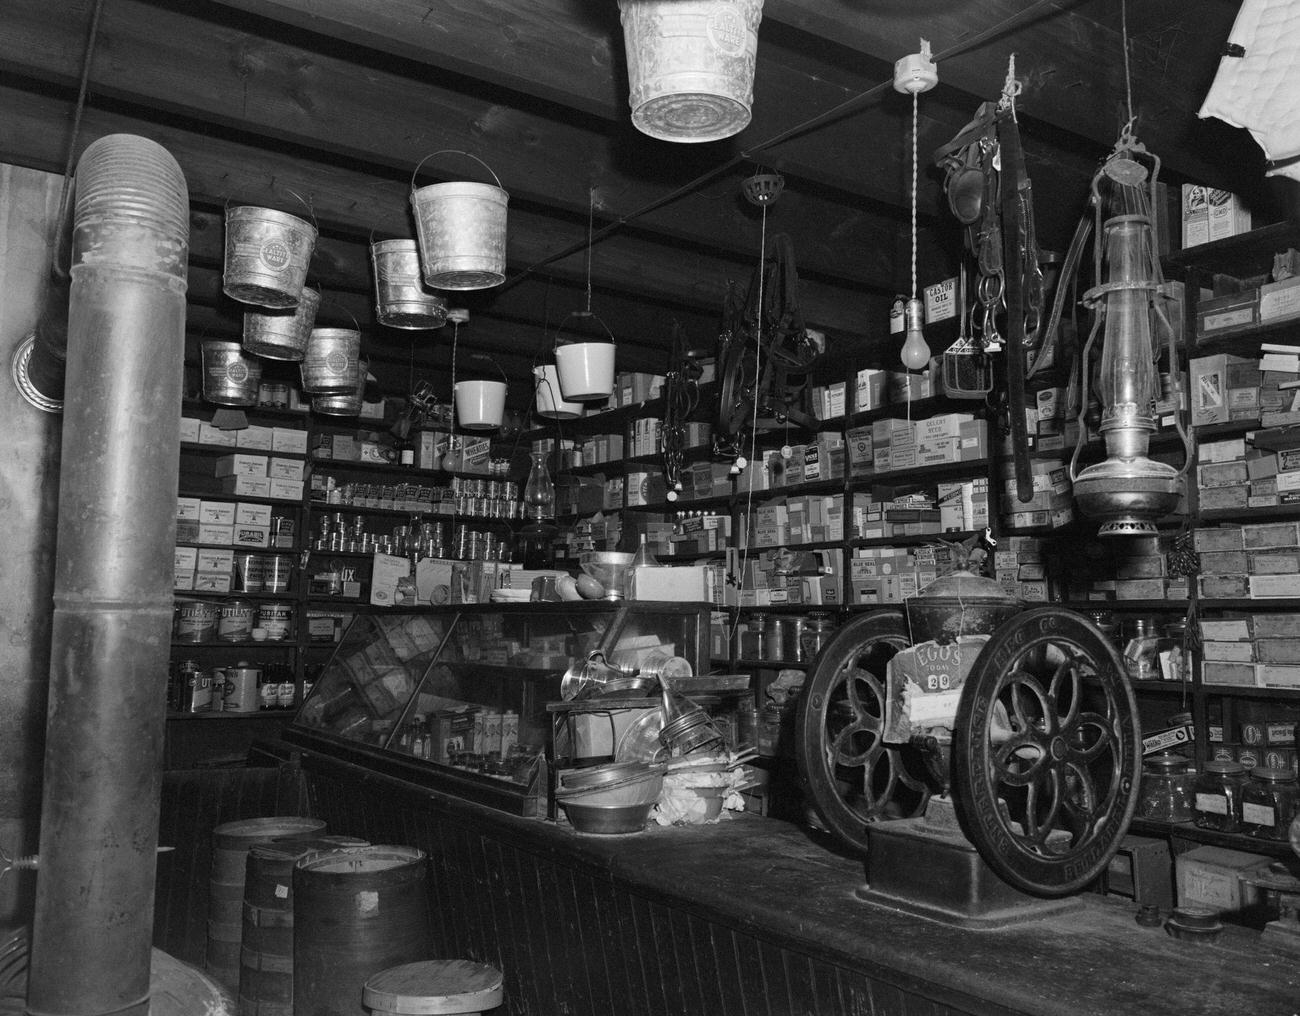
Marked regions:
[296,749,1300,1016]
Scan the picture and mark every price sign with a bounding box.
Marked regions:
[923,277,957,323]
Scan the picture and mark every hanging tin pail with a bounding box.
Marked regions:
[454,380,507,431]
[301,328,361,395]
[534,363,582,420]
[370,239,449,329]
[618,0,763,143]
[243,285,321,362]
[313,361,369,417]
[554,311,616,402]
[409,151,508,291]
[222,206,317,309]
[202,340,263,407]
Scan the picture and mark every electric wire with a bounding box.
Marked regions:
[494,0,1082,295]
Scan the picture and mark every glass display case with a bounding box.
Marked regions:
[285,601,711,815]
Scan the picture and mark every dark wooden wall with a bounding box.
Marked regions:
[302,759,997,1016]
[153,762,310,966]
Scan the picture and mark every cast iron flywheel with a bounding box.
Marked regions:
[795,610,935,854]
[950,606,1141,897]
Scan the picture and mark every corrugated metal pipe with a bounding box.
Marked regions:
[26,134,188,1016]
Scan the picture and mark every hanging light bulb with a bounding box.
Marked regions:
[900,298,931,370]
[894,40,937,371]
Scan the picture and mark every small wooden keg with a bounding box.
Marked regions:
[362,961,504,1016]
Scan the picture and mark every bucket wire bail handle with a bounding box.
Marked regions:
[282,187,319,230]
[409,150,505,196]
[552,307,616,351]
[554,188,616,352]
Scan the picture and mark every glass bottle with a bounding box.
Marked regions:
[800,613,836,662]
[1242,766,1300,841]
[522,450,555,524]
[1135,753,1196,823]
[1193,759,1248,832]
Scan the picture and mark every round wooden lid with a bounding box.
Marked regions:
[363,961,504,1015]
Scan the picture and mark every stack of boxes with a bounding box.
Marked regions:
[669,513,731,555]
[849,542,959,604]
[741,495,844,548]
[850,491,941,540]
[732,548,841,606]
[1212,717,1298,774]
[997,459,1073,532]
[993,537,1050,603]
[174,496,280,592]
[752,434,846,490]
[1052,535,1186,603]
[1180,184,1251,249]
[845,413,988,476]
[810,379,847,421]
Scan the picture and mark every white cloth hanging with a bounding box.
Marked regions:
[1199,0,1300,181]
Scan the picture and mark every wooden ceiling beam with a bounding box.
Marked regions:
[0,82,889,333]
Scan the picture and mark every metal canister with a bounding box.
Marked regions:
[270,515,295,549]
[174,599,217,642]
[233,552,264,593]
[263,554,293,592]
[173,659,211,713]
[216,598,255,642]
[258,602,294,641]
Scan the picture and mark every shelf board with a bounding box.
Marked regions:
[851,530,977,548]
[1128,815,1298,858]
[173,589,297,600]
[167,709,296,721]
[1199,598,1300,611]
[182,399,309,424]
[1199,683,1300,700]
[744,476,845,499]
[1165,221,1300,276]
[181,441,307,460]
[178,488,304,507]
[733,658,810,670]
[1060,599,1191,613]
[658,550,727,563]
[312,456,518,484]
[1201,503,1300,523]
[730,603,837,614]
[847,458,990,488]
[846,395,987,428]
[172,638,297,649]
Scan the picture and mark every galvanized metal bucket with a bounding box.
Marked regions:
[370,239,448,329]
[534,363,582,419]
[409,152,508,291]
[242,285,320,361]
[202,339,263,406]
[313,360,368,416]
[618,0,763,143]
[300,328,360,395]
[222,206,318,308]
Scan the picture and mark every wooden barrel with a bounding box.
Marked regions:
[293,846,431,1016]
[207,816,327,992]
[239,836,369,1016]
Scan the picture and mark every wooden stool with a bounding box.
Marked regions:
[363,960,504,1016]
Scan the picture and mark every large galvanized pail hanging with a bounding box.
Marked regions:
[370,239,448,329]
[409,151,508,291]
[243,285,321,361]
[202,339,263,406]
[313,360,369,417]
[618,0,763,143]
[301,328,360,395]
[222,206,318,308]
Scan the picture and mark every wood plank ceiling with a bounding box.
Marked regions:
[0,0,1270,410]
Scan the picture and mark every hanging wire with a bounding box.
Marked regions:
[582,187,595,315]
[492,0,1073,293]
[1121,0,1135,129]
[50,0,105,258]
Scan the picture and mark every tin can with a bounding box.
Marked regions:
[258,602,294,640]
[233,552,265,593]
[270,515,295,549]
[220,662,261,713]
[174,599,217,642]
[263,554,294,592]
[217,598,255,641]
[172,659,209,712]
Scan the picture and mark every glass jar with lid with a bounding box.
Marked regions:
[800,613,836,662]
[1242,766,1300,841]
[1193,759,1249,832]
[1136,753,1196,823]
[1122,617,1162,682]
[764,614,785,662]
